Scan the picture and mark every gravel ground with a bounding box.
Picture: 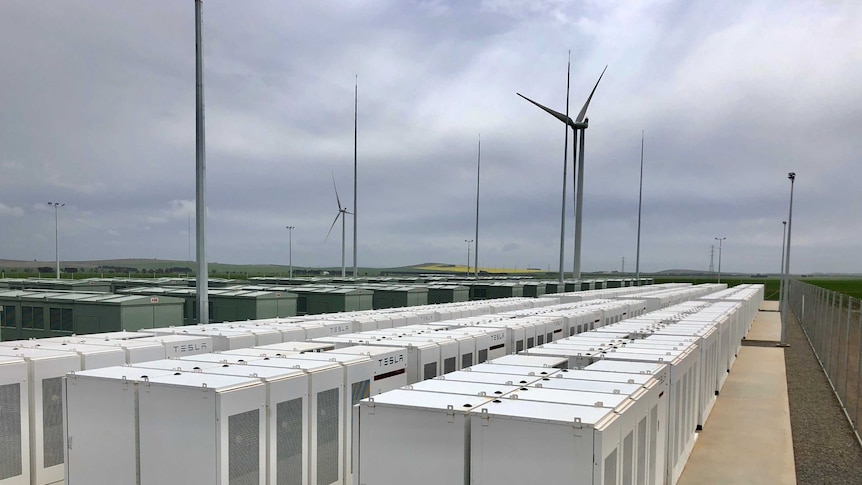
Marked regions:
[785,310,862,484]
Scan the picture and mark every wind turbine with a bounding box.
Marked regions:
[517,64,607,281]
[326,175,351,277]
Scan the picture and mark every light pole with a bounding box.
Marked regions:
[780,172,796,346]
[465,239,473,276]
[48,202,65,279]
[286,226,295,278]
[635,130,644,285]
[194,0,209,324]
[714,237,726,284]
[779,220,786,303]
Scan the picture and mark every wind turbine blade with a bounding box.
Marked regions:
[332,173,342,210]
[325,212,341,242]
[575,65,608,123]
[517,93,576,129]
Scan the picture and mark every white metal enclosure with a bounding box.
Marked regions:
[470,398,623,485]
[353,389,494,485]
[0,347,80,485]
[195,364,310,485]
[248,358,344,485]
[137,373,267,485]
[63,367,171,485]
[0,356,29,485]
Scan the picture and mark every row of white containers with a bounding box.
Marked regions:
[57,297,651,485]
[353,284,763,485]
[0,283,704,485]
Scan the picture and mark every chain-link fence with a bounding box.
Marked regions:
[788,279,862,446]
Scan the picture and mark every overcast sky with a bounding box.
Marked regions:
[1,0,860,274]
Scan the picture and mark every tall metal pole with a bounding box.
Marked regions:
[573,126,587,280]
[635,130,644,284]
[286,226,295,278]
[557,52,572,285]
[474,135,481,279]
[779,220,786,303]
[341,213,346,278]
[714,237,726,283]
[353,75,358,278]
[780,172,796,346]
[48,202,64,279]
[195,0,209,324]
[465,240,473,275]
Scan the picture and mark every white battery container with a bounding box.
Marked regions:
[353,389,494,485]
[193,364,310,485]
[326,345,409,391]
[521,343,605,368]
[204,326,283,346]
[487,354,568,369]
[466,363,559,379]
[73,330,152,340]
[247,358,345,485]
[0,356,29,485]
[165,329,256,351]
[435,369,549,387]
[131,358,226,373]
[392,334,460,375]
[137,373,267,485]
[178,353,268,366]
[134,334,214,358]
[364,338,441,382]
[63,367,171,485]
[75,338,167,364]
[11,342,125,370]
[470,398,623,485]
[0,347,80,485]
[310,335,380,349]
[253,341,336,354]
[406,379,521,399]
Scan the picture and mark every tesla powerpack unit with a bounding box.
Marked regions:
[353,389,494,485]
[0,347,80,485]
[63,367,172,485]
[0,356,28,485]
[137,373,267,485]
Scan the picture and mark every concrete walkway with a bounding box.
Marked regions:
[678,303,796,485]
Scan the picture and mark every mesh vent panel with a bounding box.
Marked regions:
[461,353,473,369]
[649,405,658,485]
[477,349,488,364]
[42,377,64,468]
[277,398,303,485]
[351,380,370,406]
[516,341,524,352]
[317,388,339,485]
[637,417,647,485]
[0,383,22,479]
[229,409,260,485]
[423,362,437,380]
[443,358,456,374]
[623,431,634,485]
[603,449,617,485]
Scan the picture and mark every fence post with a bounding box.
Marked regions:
[856,298,862,430]
[844,295,852,404]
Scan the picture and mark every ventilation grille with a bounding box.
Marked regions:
[623,430,634,485]
[637,417,647,485]
[229,409,260,485]
[0,383,22,479]
[478,349,488,364]
[42,377,64,468]
[461,353,473,369]
[351,381,370,406]
[277,398,303,485]
[443,358,456,374]
[423,362,437,380]
[603,448,617,485]
[516,341,524,352]
[317,388,339,485]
